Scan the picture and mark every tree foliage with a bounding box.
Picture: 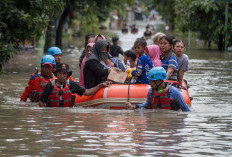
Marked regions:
[175,0,232,50]
[152,0,176,31]
[0,0,63,71]
[55,0,134,47]
[0,0,134,71]
[152,0,232,50]
[93,0,134,22]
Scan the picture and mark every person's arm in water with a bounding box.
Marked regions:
[21,75,40,101]
[39,100,46,107]
[126,88,152,109]
[39,82,53,107]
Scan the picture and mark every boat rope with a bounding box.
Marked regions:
[74,98,146,107]
[128,82,130,102]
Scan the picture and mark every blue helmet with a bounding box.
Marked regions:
[48,47,62,56]
[40,55,56,65]
[148,66,167,80]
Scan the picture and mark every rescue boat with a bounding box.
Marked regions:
[74,80,191,109]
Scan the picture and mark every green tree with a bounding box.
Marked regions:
[151,0,232,50]
[0,0,134,71]
[78,6,100,36]
[152,0,176,31]
[55,0,134,48]
[55,0,88,48]
[0,0,63,71]
[175,0,232,50]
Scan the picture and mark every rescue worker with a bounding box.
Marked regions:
[48,47,62,66]
[39,63,110,107]
[126,67,190,111]
[20,55,56,102]
[47,46,74,81]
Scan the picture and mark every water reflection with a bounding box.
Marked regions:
[0,108,190,156]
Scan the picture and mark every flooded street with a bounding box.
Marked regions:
[0,21,232,156]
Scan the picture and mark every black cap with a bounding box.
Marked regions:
[54,63,72,76]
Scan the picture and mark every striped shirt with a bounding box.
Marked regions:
[161,50,178,80]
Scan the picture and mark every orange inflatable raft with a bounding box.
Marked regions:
[74,80,191,109]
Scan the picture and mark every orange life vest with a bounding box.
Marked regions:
[48,79,73,107]
[29,73,55,102]
[148,84,173,110]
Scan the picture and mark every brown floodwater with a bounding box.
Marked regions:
[0,20,232,156]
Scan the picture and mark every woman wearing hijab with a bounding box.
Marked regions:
[145,45,162,67]
[79,42,95,87]
[79,33,95,68]
[83,39,119,89]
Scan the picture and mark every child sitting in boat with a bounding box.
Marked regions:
[39,63,110,107]
[124,49,137,81]
[131,37,153,84]
[20,55,56,102]
[126,67,190,111]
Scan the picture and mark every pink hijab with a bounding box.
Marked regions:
[79,42,95,87]
[146,45,162,67]
[94,34,106,42]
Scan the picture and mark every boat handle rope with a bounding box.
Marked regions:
[128,82,130,102]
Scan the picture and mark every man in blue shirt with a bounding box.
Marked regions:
[126,67,190,111]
